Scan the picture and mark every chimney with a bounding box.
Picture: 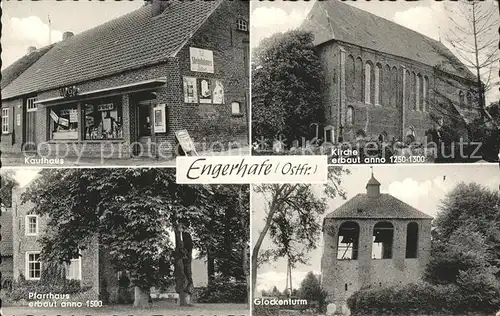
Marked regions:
[63,31,74,41]
[26,46,37,55]
[366,172,381,198]
[149,0,171,17]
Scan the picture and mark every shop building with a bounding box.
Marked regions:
[1,0,249,160]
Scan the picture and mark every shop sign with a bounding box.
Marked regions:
[175,129,197,156]
[98,103,114,112]
[59,86,79,98]
[69,110,78,123]
[183,77,198,103]
[50,110,59,123]
[153,104,166,133]
[58,117,69,127]
[85,104,94,114]
[212,79,224,104]
[197,78,212,104]
[190,47,214,73]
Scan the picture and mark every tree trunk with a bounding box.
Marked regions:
[182,231,194,306]
[239,185,250,306]
[174,228,189,306]
[133,286,150,308]
[207,253,215,286]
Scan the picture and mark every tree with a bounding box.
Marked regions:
[445,0,499,124]
[252,30,324,146]
[21,169,245,307]
[298,272,328,313]
[251,167,348,299]
[0,170,17,208]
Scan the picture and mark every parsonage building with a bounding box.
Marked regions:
[301,0,481,143]
[1,0,249,160]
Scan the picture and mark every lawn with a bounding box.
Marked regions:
[2,302,249,316]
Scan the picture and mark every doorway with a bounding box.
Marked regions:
[24,97,37,151]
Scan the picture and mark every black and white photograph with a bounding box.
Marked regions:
[251,0,499,163]
[0,168,250,316]
[252,164,500,316]
[1,0,250,166]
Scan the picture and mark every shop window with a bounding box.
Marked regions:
[372,222,394,259]
[406,222,419,258]
[84,97,123,140]
[25,215,39,236]
[49,105,79,140]
[236,18,248,32]
[337,221,360,260]
[65,252,82,280]
[232,101,242,116]
[26,252,41,280]
[1,108,9,134]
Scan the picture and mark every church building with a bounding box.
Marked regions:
[301,0,481,143]
[321,173,432,309]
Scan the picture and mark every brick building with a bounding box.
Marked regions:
[321,173,432,310]
[301,0,481,143]
[1,0,249,160]
[0,209,14,280]
[9,184,208,303]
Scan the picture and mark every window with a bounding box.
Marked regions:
[406,222,419,258]
[346,106,354,126]
[346,55,355,100]
[25,215,39,236]
[26,252,42,280]
[466,92,473,108]
[416,74,422,110]
[231,101,242,116]
[459,91,465,106]
[365,63,372,104]
[374,64,381,105]
[236,18,248,32]
[65,253,82,280]
[372,222,394,259]
[27,97,37,112]
[337,221,360,260]
[1,108,9,134]
[84,97,123,140]
[411,72,417,110]
[423,76,429,112]
[49,104,79,140]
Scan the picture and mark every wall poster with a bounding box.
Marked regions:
[153,104,167,133]
[212,79,224,104]
[197,78,212,104]
[183,77,198,103]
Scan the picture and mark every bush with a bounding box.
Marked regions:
[347,281,500,316]
[196,277,247,303]
[10,277,90,302]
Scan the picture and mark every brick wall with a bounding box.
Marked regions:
[321,217,432,306]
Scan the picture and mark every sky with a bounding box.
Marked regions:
[251,0,500,104]
[252,164,500,294]
[1,0,142,69]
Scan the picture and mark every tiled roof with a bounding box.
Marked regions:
[325,193,433,220]
[2,1,222,100]
[0,211,13,256]
[1,45,54,90]
[301,0,475,80]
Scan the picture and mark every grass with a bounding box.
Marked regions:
[1,302,249,316]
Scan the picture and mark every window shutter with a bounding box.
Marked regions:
[9,106,14,133]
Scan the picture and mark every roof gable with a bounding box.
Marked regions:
[325,193,433,220]
[301,0,475,80]
[2,0,222,100]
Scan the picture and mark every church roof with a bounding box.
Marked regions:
[325,193,433,220]
[300,0,476,80]
[366,175,381,187]
[2,1,222,100]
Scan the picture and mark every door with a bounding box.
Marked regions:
[24,97,37,151]
[136,101,153,156]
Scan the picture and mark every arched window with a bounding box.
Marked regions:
[411,72,417,110]
[346,55,355,100]
[346,106,354,126]
[383,65,391,106]
[375,64,382,105]
[337,221,360,260]
[459,91,465,106]
[391,66,398,107]
[372,222,394,259]
[355,57,363,102]
[417,74,423,111]
[365,62,372,104]
[423,76,429,112]
[405,222,419,258]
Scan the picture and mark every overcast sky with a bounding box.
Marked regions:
[251,0,499,104]
[252,164,500,294]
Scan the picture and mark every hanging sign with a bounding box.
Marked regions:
[153,104,167,133]
[189,47,214,73]
[98,103,114,112]
[197,78,212,104]
[175,129,197,156]
[50,110,59,123]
